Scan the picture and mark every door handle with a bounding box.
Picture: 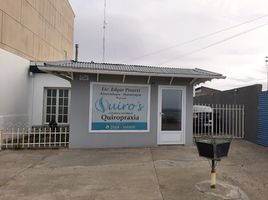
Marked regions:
[160,112,165,116]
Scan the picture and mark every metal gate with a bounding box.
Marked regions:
[193,104,245,138]
[257,91,268,147]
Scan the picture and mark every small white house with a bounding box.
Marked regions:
[31,60,224,148]
[0,48,70,129]
[29,67,71,127]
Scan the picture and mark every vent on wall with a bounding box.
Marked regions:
[79,74,89,81]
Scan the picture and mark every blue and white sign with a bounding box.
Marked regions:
[89,83,150,132]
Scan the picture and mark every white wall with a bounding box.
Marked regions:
[31,73,71,126]
[0,48,30,128]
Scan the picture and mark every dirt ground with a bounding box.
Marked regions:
[0,140,267,200]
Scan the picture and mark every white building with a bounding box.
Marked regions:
[0,0,74,129]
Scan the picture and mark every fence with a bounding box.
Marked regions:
[193,104,244,138]
[257,91,268,147]
[0,127,69,150]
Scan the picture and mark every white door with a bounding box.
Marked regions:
[158,86,186,144]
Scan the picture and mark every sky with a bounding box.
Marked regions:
[69,0,268,91]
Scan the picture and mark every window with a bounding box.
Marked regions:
[44,88,70,124]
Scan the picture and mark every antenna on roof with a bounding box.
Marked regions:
[102,0,107,63]
[64,50,67,60]
[75,44,79,62]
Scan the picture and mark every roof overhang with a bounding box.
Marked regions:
[30,61,225,85]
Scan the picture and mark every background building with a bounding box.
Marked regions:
[0,0,74,129]
[194,86,220,97]
[194,84,262,143]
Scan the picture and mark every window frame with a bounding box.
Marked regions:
[43,87,71,125]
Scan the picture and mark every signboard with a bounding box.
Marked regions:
[89,83,150,132]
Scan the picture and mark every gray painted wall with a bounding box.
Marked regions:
[194,84,262,143]
[185,84,193,145]
[69,73,193,148]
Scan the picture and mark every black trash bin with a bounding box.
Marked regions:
[195,138,231,160]
[194,136,232,188]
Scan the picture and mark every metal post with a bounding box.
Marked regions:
[49,128,51,147]
[28,128,30,148]
[44,128,47,147]
[11,128,14,149]
[225,104,228,137]
[211,138,217,188]
[222,104,224,135]
[235,104,238,138]
[22,128,25,148]
[38,128,41,147]
[75,44,79,62]
[211,159,216,188]
[33,128,36,148]
[242,105,245,138]
[0,129,2,151]
[215,104,218,136]
[211,105,214,136]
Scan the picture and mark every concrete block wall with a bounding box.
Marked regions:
[0,0,74,61]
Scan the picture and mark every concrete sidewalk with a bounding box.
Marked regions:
[0,140,267,200]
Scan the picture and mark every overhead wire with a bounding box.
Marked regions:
[158,21,268,65]
[123,13,268,63]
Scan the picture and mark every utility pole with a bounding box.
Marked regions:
[265,56,268,91]
[102,0,107,63]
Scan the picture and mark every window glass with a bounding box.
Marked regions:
[58,115,62,123]
[59,90,63,97]
[46,115,50,122]
[47,89,51,96]
[47,98,51,105]
[59,107,63,114]
[52,90,57,96]
[64,90,69,97]
[64,107,68,114]
[45,88,70,124]
[64,98,68,106]
[59,98,63,105]
[63,115,68,123]
[161,89,182,131]
[52,106,56,113]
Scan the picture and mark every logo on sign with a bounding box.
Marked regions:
[95,97,144,113]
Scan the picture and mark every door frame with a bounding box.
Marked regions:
[157,85,186,145]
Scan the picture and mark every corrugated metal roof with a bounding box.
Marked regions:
[32,60,224,79]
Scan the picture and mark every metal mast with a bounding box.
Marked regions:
[102,0,107,63]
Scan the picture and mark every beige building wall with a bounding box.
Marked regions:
[0,0,74,61]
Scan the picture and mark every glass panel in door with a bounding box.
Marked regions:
[161,89,182,131]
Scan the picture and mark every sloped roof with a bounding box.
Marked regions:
[31,60,225,80]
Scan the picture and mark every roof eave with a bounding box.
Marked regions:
[36,65,225,80]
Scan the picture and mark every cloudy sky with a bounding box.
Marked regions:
[69,0,268,91]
